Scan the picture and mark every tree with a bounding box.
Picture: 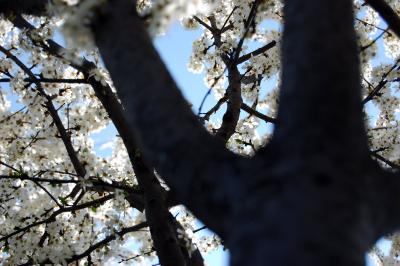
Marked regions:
[0,0,400,265]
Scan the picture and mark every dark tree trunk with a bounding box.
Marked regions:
[2,0,400,265]
[90,0,400,265]
[230,1,382,265]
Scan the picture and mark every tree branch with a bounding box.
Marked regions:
[215,65,242,142]
[201,95,228,122]
[9,14,202,265]
[19,222,149,265]
[236,40,277,65]
[232,0,262,64]
[362,58,400,104]
[206,16,242,143]
[365,0,400,38]
[0,44,87,199]
[92,1,244,239]
[241,103,276,123]
[0,194,114,243]
[66,222,148,263]
[371,152,400,170]
[273,0,368,157]
[0,78,88,84]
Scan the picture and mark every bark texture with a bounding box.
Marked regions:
[365,0,400,38]
[0,0,47,15]
[92,0,400,265]
[93,2,246,240]
[4,0,400,265]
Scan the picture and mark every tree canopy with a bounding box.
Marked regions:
[0,0,400,265]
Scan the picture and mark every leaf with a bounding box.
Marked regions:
[58,196,68,206]
[2,245,9,253]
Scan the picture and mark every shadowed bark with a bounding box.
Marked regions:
[0,0,47,15]
[272,0,368,158]
[365,0,400,38]
[92,1,246,240]
[91,0,400,265]
[3,0,400,265]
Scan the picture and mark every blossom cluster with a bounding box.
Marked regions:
[0,0,399,265]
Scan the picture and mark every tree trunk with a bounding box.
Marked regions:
[229,158,380,265]
[91,0,395,265]
[2,0,400,265]
[229,1,382,265]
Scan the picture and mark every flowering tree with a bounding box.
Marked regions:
[0,0,400,265]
